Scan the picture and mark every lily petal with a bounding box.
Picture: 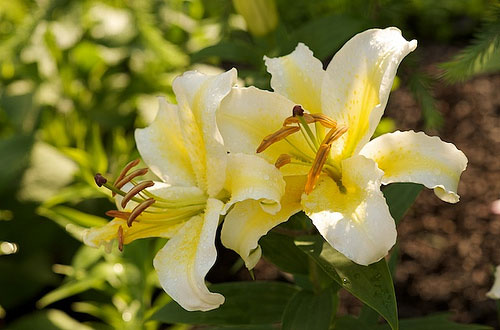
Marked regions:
[264,43,324,113]
[221,175,306,269]
[135,98,196,186]
[223,153,285,215]
[301,155,396,265]
[360,130,468,203]
[153,198,225,311]
[173,69,237,196]
[83,216,185,249]
[321,28,417,160]
[487,265,500,299]
[217,86,313,176]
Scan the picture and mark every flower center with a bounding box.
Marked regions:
[94,159,206,251]
[256,105,347,194]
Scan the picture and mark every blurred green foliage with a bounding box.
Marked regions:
[0,0,498,329]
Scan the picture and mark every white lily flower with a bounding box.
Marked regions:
[84,69,285,311]
[217,28,468,266]
[487,266,500,299]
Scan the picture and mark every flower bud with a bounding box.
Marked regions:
[232,0,279,37]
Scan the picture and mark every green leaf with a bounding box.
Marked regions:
[292,15,367,61]
[38,205,108,228]
[36,277,105,308]
[281,287,337,330]
[260,232,309,274]
[382,183,423,225]
[297,239,398,330]
[440,18,500,83]
[377,313,492,330]
[151,282,299,325]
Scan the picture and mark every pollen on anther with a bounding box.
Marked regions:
[94,173,107,187]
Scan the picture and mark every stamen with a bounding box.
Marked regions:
[283,114,314,126]
[310,114,337,128]
[324,126,348,145]
[117,226,124,252]
[121,180,155,209]
[275,154,291,169]
[94,173,107,187]
[127,198,155,227]
[304,126,348,194]
[305,143,332,194]
[257,126,300,153]
[114,159,141,186]
[115,168,149,191]
[106,210,131,220]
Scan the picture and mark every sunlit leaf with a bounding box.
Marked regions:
[297,238,398,330]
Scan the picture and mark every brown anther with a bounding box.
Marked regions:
[257,126,300,153]
[114,168,149,191]
[114,159,140,185]
[305,143,332,194]
[324,126,348,145]
[127,198,155,227]
[310,114,338,129]
[283,114,315,126]
[275,154,292,169]
[121,181,155,209]
[105,210,131,220]
[292,105,304,117]
[94,173,107,187]
[117,226,124,252]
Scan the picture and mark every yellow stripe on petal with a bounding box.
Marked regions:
[221,175,305,269]
[321,28,417,160]
[223,153,285,215]
[153,198,224,311]
[301,155,396,266]
[135,98,196,186]
[264,43,324,114]
[360,130,468,203]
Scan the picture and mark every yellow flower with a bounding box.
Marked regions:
[84,69,285,311]
[217,28,468,266]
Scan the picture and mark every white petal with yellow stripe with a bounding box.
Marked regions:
[360,130,468,203]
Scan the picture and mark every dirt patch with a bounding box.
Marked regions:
[386,46,500,326]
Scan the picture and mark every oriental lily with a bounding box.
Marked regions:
[84,69,285,311]
[217,28,468,266]
[487,266,500,299]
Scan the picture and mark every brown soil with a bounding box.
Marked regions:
[385,47,500,326]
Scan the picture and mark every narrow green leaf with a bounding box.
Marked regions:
[281,287,336,330]
[37,277,105,308]
[7,309,93,330]
[440,18,500,83]
[151,282,299,325]
[297,239,398,330]
[382,183,423,224]
[260,232,309,274]
[38,205,108,228]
